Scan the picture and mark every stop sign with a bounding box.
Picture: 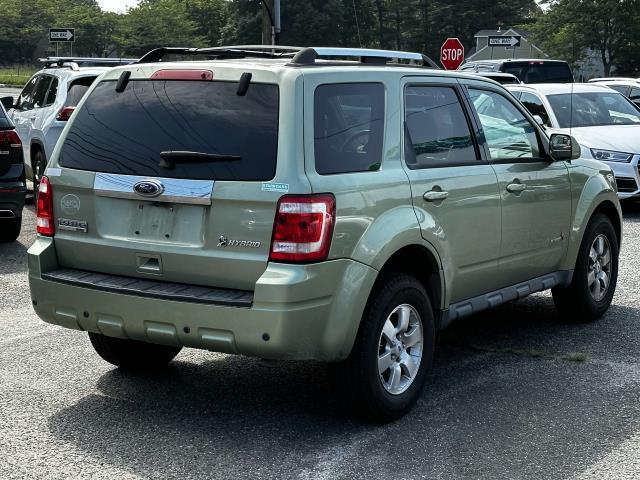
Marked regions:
[440,38,464,70]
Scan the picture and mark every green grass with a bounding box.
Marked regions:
[0,67,37,86]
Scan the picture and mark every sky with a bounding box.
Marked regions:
[97,0,140,13]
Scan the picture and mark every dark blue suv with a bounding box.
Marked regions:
[0,102,25,242]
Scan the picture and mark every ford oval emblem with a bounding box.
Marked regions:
[133,179,165,198]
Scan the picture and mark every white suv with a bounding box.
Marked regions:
[1,58,134,193]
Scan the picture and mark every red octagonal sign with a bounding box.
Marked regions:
[440,38,464,70]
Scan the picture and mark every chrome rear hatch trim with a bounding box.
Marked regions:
[94,173,213,205]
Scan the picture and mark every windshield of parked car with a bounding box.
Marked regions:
[547,91,640,128]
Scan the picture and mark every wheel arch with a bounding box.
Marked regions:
[563,179,622,271]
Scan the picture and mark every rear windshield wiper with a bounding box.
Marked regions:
[159,150,241,169]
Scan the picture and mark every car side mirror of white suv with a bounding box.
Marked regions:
[550,133,581,162]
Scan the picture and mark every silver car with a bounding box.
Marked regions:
[507,83,640,200]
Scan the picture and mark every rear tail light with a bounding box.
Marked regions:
[269,194,336,263]
[36,176,54,236]
[0,129,22,147]
[56,106,75,121]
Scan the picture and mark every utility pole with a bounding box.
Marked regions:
[261,0,280,45]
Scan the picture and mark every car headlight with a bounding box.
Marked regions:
[590,149,633,162]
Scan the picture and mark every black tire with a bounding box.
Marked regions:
[552,213,619,322]
[32,150,46,200]
[329,273,435,422]
[88,332,182,370]
[0,217,21,242]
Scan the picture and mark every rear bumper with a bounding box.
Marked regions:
[28,237,378,361]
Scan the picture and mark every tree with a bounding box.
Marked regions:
[529,0,640,76]
[115,0,207,56]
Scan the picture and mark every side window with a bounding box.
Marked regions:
[630,87,640,108]
[404,85,476,168]
[44,77,59,106]
[609,85,628,95]
[17,76,39,110]
[32,76,53,109]
[314,83,384,175]
[519,92,551,127]
[468,88,541,161]
[65,76,97,106]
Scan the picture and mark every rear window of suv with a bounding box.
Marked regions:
[502,61,573,83]
[59,79,279,181]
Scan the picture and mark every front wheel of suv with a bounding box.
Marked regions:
[329,273,435,422]
[552,213,619,322]
[88,332,182,370]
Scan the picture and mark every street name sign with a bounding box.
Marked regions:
[488,35,521,48]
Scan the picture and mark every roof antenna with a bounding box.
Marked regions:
[352,0,363,48]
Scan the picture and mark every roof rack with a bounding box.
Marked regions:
[289,47,439,68]
[136,45,439,69]
[40,57,138,69]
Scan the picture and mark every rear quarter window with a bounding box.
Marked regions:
[314,83,384,175]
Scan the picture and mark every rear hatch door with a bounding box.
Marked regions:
[51,67,286,291]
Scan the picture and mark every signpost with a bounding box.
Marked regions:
[488,35,521,48]
[49,28,75,56]
[440,38,464,70]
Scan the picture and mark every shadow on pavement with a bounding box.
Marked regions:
[47,295,640,480]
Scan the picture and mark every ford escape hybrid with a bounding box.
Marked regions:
[28,46,622,421]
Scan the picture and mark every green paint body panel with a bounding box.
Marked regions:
[27,61,622,361]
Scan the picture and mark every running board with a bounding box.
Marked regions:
[440,271,573,329]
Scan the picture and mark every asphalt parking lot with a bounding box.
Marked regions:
[1,204,640,480]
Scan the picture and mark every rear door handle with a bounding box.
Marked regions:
[423,190,449,202]
[506,183,526,193]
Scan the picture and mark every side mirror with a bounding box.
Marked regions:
[0,96,14,110]
[549,133,581,162]
[532,115,545,128]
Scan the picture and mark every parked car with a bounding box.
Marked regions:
[459,59,574,84]
[28,46,621,421]
[0,103,26,242]
[469,71,521,85]
[507,83,640,199]
[0,57,135,196]
[586,79,640,108]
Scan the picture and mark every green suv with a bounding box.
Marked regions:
[28,46,622,421]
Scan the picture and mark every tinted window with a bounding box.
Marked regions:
[547,91,640,128]
[502,62,573,83]
[629,87,640,107]
[32,76,53,108]
[469,89,540,160]
[519,92,551,126]
[66,76,98,106]
[608,85,629,95]
[59,80,279,181]
[314,83,384,175]
[404,86,476,168]
[17,76,38,110]
[44,77,58,106]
